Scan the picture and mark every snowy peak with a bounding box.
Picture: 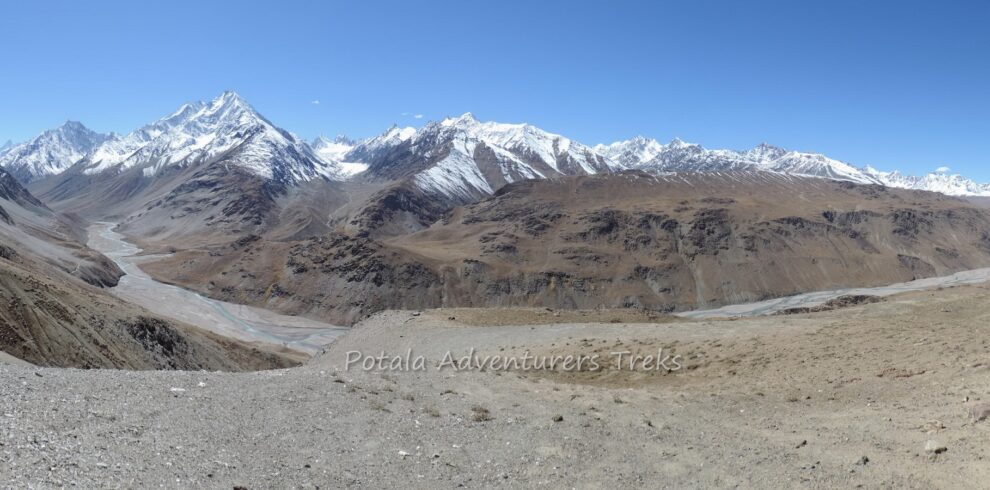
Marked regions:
[599,137,877,184]
[440,112,479,129]
[421,113,621,174]
[383,124,417,143]
[192,91,270,130]
[597,136,740,173]
[863,166,990,196]
[80,91,338,183]
[216,90,246,106]
[600,136,990,194]
[594,136,665,168]
[0,121,109,183]
[767,151,878,184]
[743,143,788,163]
[337,113,623,201]
[358,113,621,200]
[162,101,208,126]
[342,124,417,165]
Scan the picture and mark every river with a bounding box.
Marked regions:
[677,266,990,319]
[88,221,990,333]
[87,223,347,355]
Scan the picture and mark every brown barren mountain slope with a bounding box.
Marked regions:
[139,171,990,325]
[0,251,296,370]
[0,168,295,370]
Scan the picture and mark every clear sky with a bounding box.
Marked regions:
[1,0,988,178]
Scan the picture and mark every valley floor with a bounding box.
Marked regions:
[87,222,347,356]
[2,285,990,488]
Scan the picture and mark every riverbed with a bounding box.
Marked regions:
[677,266,990,319]
[87,223,347,355]
[87,221,990,334]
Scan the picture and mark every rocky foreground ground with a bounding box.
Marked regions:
[3,286,990,488]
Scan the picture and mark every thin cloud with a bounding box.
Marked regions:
[414,114,424,119]
[311,100,321,105]
[935,166,951,173]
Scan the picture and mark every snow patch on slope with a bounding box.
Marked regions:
[413,150,493,200]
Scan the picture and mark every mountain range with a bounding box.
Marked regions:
[594,137,990,195]
[2,91,988,199]
[5,90,990,352]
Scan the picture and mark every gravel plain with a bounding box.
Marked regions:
[3,285,990,488]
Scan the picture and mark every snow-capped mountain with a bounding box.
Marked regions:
[354,113,620,201]
[863,167,990,196]
[593,136,664,168]
[741,142,790,162]
[8,95,987,200]
[0,140,13,155]
[600,136,990,195]
[343,125,417,165]
[78,91,342,183]
[764,151,879,184]
[637,138,757,173]
[0,121,109,183]
[597,137,880,185]
[598,137,758,173]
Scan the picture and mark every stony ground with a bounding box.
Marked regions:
[3,285,990,488]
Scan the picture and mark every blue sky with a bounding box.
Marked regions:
[1,0,988,178]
